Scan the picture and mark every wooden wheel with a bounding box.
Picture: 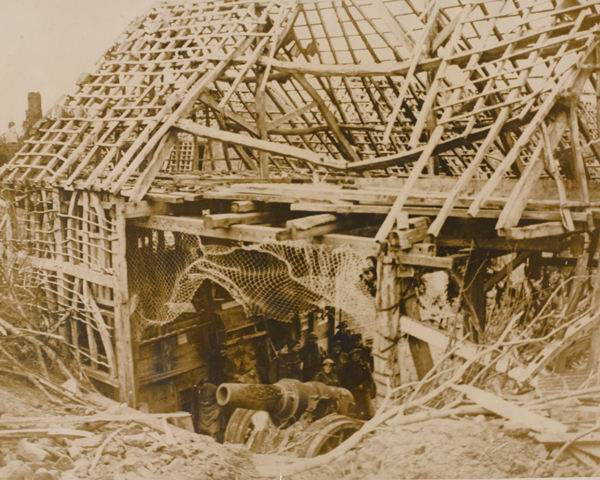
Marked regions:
[223,408,256,444]
[299,414,363,458]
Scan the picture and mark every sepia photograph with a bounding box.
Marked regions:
[1,0,600,478]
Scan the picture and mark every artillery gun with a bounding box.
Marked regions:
[216,378,364,457]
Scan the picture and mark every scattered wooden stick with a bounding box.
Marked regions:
[89,426,125,474]
[0,428,93,439]
[0,411,192,427]
[548,424,600,467]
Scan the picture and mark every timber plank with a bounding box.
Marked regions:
[204,211,280,229]
[454,385,568,433]
[505,222,567,240]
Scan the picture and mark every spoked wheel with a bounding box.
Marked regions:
[224,408,257,444]
[299,414,364,458]
[224,408,278,453]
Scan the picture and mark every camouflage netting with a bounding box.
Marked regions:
[127,227,376,339]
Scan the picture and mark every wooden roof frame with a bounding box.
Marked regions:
[1,0,600,241]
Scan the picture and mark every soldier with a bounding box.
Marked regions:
[238,366,261,384]
[300,332,322,382]
[193,380,224,441]
[329,341,347,376]
[276,342,302,380]
[331,321,352,353]
[339,348,375,420]
[313,358,339,386]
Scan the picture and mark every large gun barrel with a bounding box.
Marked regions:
[216,379,355,422]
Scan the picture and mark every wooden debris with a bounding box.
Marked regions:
[452,385,568,433]
[276,214,357,241]
[0,428,94,439]
[204,211,279,229]
[505,222,567,240]
[509,311,600,384]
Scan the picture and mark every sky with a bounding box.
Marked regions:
[0,1,155,131]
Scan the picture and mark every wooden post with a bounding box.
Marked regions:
[256,71,270,179]
[590,50,600,371]
[374,254,401,400]
[460,255,488,343]
[566,233,590,317]
[403,280,435,380]
[113,196,137,406]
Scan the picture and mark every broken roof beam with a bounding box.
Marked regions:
[197,92,259,136]
[291,74,362,164]
[174,119,346,170]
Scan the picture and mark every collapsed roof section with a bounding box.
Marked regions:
[1,0,600,236]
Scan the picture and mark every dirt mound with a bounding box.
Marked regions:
[286,416,586,479]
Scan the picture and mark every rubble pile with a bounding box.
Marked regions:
[0,402,253,480]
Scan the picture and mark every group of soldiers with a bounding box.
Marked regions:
[273,321,375,420]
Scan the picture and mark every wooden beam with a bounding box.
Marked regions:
[129,215,379,255]
[198,92,259,136]
[24,256,114,289]
[453,385,568,433]
[129,132,177,203]
[399,316,482,364]
[505,221,568,240]
[461,255,488,344]
[113,197,137,406]
[291,74,361,164]
[231,200,263,213]
[403,286,434,381]
[483,252,530,291]
[568,96,590,205]
[541,121,575,232]
[373,255,401,399]
[375,126,443,243]
[255,72,271,179]
[129,215,580,259]
[276,214,357,241]
[390,225,430,250]
[124,200,175,218]
[266,102,317,131]
[430,12,462,53]
[496,113,569,232]
[174,119,346,170]
[203,211,279,229]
